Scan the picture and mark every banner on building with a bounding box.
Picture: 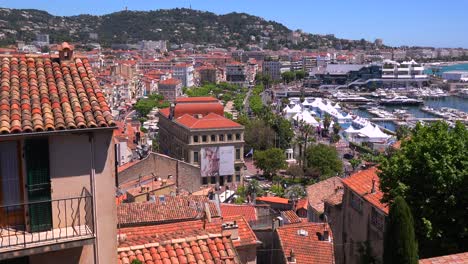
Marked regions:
[200,146,234,177]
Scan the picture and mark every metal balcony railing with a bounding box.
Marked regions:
[0,194,94,251]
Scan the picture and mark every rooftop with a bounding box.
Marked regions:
[176,97,219,103]
[256,196,290,205]
[220,204,257,222]
[306,177,343,214]
[159,78,181,86]
[276,222,335,264]
[159,102,224,119]
[342,167,389,214]
[419,252,468,264]
[117,233,240,264]
[117,195,220,227]
[0,55,115,135]
[176,113,242,129]
[118,215,258,249]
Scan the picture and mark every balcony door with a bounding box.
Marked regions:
[0,141,24,228]
[25,138,52,232]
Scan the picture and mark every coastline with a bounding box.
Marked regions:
[424,61,468,67]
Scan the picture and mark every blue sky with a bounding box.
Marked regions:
[0,0,466,48]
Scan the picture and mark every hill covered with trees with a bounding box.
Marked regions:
[0,7,378,50]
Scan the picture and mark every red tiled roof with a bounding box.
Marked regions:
[276,222,335,264]
[419,252,468,264]
[176,97,219,103]
[256,196,290,205]
[117,233,240,264]
[295,198,308,211]
[307,177,343,214]
[118,215,258,249]
[281,210,302,224]
[220,204,257,222]
[176,113,241,129]
[0,55,115,134]
[159,78,181,86]
[159,103,224,120]
[117,160,141,173]
[117,195,220,226]
[342,167,389,214]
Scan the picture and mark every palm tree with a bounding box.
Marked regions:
[298,121,314,170]
[322,114,332,137]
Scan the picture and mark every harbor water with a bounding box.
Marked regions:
[425,63,468,75]
[349,96,467,132]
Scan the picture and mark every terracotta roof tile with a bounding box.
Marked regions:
[117,195,220,226]
[220,204,257,222]
[118,215,258,249]
[117,233,240,264]
[276,222,335,264]
[306,177,343,214]
[0,55,114,135]
[176,113,241,129]
[342,167,388,214]
[159,102,225,119]
[280,210,302,224]
[256,196,290,205]
[419,252,468,264]
[175,97,219,103]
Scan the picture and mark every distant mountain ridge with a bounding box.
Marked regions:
[0,7,378,50]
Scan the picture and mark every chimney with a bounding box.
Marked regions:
[161,179,167,186]
[222,221,239,240]
[58,42,74,61]
[371,177,376,193]
[323,230,330,241]
[288,249,296,264]
[169,103,175,120]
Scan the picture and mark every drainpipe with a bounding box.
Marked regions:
[89,133,100,264]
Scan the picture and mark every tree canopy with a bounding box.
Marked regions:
[134,94,169,117]
[306,143,343,179]
[379,121,468,258]
[383,196,418,264]
[253,148,287,178]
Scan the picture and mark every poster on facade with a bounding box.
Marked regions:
[200,146,234,177]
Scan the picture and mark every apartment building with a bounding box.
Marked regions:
[172,63,194,87]
[198,65,219,84]
[0,43,117,263]
[226,62,248,87]
[157,78,182,102]
[158,97,245,187]
[339,167,388,264]
[262,60,283,81]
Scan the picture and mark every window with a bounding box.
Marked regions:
[371,207,385,231]
[202,135,207,142]
[236,174,241,182]
[236,149,241,160]
[210,176,216,184]
[211,135,216,142]
[236,133,241,140]
[202,177,208,185]
[227,175,233,183]
[235,167,241,182]
[227,134,232,141]
[193,151,199,163]
[219,134,225,141]
[350,192,363,212]
[193,135,199,143]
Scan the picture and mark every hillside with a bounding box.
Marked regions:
[0,7,377,50]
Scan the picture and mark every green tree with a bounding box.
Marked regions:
[306,144,343,179]
[253,148,287,178]
[286,164,304,180]
[270,184,284,197]
[322,114,332,137]
[273,116,295,150]
[298,121,315,169]
[281,71,295,83]
[244,119,275,151]
[349,158,361,171]
[294,70,308,80]
[379,121,468,258]
[131,260,143,264]
[246,179,264,198]
[284,184,306,200]
[396,125,411,140]
[384,196,418,264]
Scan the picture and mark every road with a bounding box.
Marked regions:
[243,88,253,114]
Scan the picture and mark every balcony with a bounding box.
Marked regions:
[0,194,94,254]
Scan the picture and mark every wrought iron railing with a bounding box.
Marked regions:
[0,194,94,250]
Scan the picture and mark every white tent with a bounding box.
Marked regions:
[284,104,302,119]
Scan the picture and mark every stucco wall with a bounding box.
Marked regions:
[341,188,384,264]
[29,245,93,264]
[118,153,203,194]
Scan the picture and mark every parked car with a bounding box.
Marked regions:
[343,153,354,160]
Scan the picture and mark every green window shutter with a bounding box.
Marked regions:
[25,138,52,232]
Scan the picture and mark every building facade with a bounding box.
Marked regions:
[158,97,245,187]
[158,78,182,102]
[0,44,117,263]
